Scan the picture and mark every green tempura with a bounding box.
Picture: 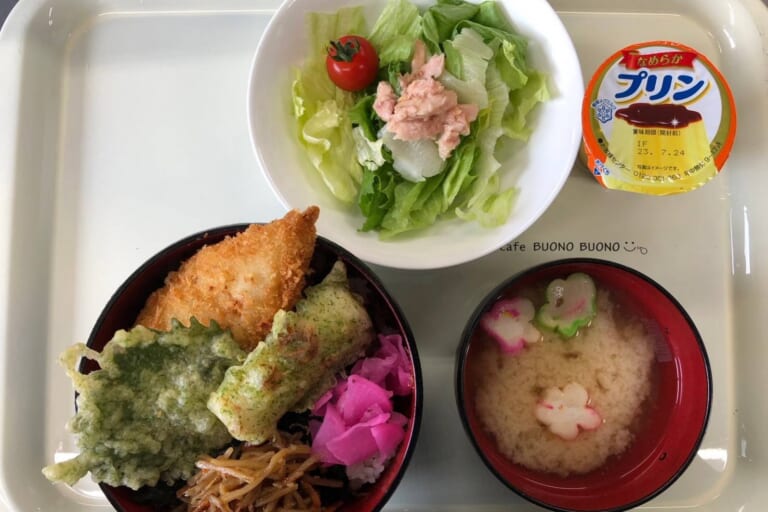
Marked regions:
[208,261,374,444]
[42,319,245,490]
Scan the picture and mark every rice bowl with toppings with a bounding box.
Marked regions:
[43,211,423,512]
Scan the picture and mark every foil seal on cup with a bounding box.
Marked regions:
[581,41,737,195]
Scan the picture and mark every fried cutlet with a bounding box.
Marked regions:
[135,206,319,351]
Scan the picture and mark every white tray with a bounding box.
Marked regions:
[1,0,767,510]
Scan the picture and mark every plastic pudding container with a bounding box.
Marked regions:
[581,41,737,195]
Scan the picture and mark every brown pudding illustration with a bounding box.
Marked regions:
[615,103,702,129]
[607,102,716,187]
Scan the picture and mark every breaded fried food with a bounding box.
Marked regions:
[135,206,319,351]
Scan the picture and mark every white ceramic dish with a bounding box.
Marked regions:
[0,0,767,511]
[248,0,583,270]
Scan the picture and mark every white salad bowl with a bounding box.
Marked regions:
[248,0,583,270]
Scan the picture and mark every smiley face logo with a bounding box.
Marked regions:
[623,241,648,255]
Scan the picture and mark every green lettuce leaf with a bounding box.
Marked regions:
[348,94,380,141]
[358,164,401,231]
[352,126,386,171]
[369,0,423,65]
[454,19,529,52]
[375,136,476,237]
[456,59,516,226]
[385,60,410,94]
[291,7,367,203]
[379,173,447,238]
[297,98,362,201]
[456,173,518,227]
[441,138,479,206]
[439,27,493,108]
[442,39,463,77]
[422,0,480,53]
[503,70,550,140]
[495,38,529,91]
[450,27,494,83]
[469,1,517,33]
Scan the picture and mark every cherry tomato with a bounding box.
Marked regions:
[326,35,379,92]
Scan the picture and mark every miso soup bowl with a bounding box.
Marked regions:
[79,224,423,512]
[455,258,711,512]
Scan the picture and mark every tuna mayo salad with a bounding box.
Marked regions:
[291,0,549,237]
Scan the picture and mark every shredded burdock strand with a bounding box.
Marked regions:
[177,433,343,512]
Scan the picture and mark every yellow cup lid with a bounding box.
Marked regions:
[581,41,737,195]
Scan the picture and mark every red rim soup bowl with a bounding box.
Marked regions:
[455,258,711,512]
[78,224,423,512]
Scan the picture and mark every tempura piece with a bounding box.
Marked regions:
[42,320,245,490]
[208,261,374,444]
[135,207,319,351]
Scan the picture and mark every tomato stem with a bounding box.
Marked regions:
[328,39,361,62]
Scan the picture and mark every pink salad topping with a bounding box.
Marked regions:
[534,382,603,440]
[310,334,414,484]
[373,40,479,160]
[480,297,541,355]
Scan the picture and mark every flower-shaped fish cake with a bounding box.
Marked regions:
[480,297,541,355]
[535,382,602,440]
